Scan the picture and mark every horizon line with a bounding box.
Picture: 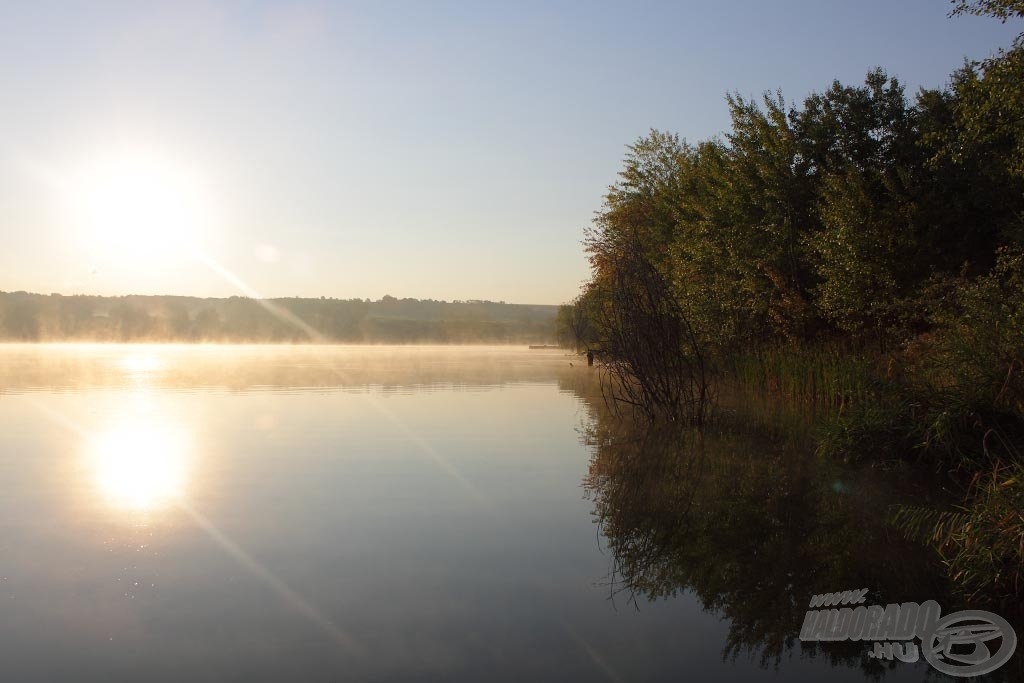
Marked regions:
[0,288,565,308]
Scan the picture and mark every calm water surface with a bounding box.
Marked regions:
[0,345,1003,681]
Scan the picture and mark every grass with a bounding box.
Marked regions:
[722,335,1024,601]
[726,346,880,414]
[891,458,1024,604]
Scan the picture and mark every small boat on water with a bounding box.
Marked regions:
[528,344,560,349]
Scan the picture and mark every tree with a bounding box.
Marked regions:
[949,1,1024,178]
[555,298,598,352]
[717,91,817,340]
[950,0,1024,22]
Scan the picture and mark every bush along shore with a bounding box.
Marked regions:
[558,1,1024,602]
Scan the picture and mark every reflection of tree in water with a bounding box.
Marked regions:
[575,382,953,677]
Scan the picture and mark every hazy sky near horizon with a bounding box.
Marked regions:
[1,1,1020,305]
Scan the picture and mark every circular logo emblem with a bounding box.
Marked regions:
[922,610,1017,677]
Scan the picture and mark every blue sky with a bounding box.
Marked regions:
[0,1,1019,304]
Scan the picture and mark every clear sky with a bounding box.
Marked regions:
[0,1,1020,305]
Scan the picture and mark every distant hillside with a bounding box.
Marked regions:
[0,292,558,344]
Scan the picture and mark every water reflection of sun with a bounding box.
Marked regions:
[119,351,165,377]
[87,419,190,511]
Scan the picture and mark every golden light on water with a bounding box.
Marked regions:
[119,351,165,377]
[87,418,190,511]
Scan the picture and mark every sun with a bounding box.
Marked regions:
[70,150,212,265]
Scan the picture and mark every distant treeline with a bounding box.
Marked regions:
[0,292,557,344]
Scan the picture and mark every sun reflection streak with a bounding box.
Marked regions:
[178,501,362,654]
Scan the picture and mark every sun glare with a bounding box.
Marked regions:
[87,419,190,511]
[119,350,165,377]
[70,150,212,266]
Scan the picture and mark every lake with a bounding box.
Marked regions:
[0,344,1011,681]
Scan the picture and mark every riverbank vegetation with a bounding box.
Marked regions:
[560,0,1024,600]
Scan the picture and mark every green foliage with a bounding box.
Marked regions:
[948,2,1024,181]
[892,460,1024,602]
[577,4,1024,597]
[555,291,602,352]
[718,92,816,339]
[933,247,1024,416]
[815,397,917,465]
[909,247,1024,466]
[554,304,575,348]
[950,0,1024,23]
[586,65,1021,352]
[810,245,1024,469]
[728,346,881,412]
[812,168,908,333]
